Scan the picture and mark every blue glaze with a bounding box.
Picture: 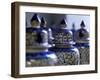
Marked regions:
[50,47,76,52]
[75,43,89,48]
[26,51,55,60]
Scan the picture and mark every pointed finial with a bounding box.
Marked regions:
[60,19,67,25]
[80,20,85,27]
[59,19,67,29]
[40,17,47,27]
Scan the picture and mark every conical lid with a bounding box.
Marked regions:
[41,17,47,25]
[40,17,47,28]
[60,19,67,25]
[80,20,85,27]
[76,20,89,43]
[31,14,40,23]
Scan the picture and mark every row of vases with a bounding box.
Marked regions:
[26,14,89,67]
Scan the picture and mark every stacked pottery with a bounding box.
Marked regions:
[26,14,58,67]
[75,20,89,64]
[51,19,80,65]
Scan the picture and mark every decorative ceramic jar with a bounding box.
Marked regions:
[75,20,89,64]
[26,14,58,67]
[51,19,80,65]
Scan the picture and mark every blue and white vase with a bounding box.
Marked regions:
[26,14,58,67]
[51,19,80,65]
[75,20,89,64]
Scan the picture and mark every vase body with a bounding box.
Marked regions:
[26,51,57,67]
[75,43,89,64]
[50,47,80,65]
[51,27,80,65]
[26,27,58,67]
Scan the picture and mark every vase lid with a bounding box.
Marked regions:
[30,14,41,28]
[76,20,89,43]
[59,19,68,29]
[31,14,40,23]
[40,17,47,27]
[80,20,85,27]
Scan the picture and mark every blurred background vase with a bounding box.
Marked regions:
[75,20,90,64]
